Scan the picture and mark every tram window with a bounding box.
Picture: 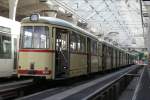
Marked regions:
[109,47,111,56]
[91,41,93,54]
[33,26,49,48]
[109,48,111,56]
[0,34,11,59]
[55,28,69,51]
[22,26,49,48]
[13,38,17,69]
[76,34,81,52]
[91,41,97,55]
[23,26,32,48]
[107,47,109,56]
[80,35,86,52]
[98,43,102,56]
[70,32,77,52]
[70,32,86,53]
[106,47,109,56]
[61,34,67,50]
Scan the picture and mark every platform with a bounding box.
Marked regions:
[18,65,139,100]
[131,66,150,100]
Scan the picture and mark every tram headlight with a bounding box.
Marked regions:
[30,13,40,21]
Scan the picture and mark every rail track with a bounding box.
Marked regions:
[0,79,33,100]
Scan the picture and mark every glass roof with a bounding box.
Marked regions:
[49,0,144,48]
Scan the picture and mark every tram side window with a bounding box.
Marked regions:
[70,32,86,53]
[107,47,109,56]
[109,47,112,57]
[0,34,11,59]
[13,38,17,69]
[106,46,109,57]
[102,44,105,55]
[70,32,77,52]
[110,48,112,57]
[76,34,81,52]
[98,43,102,56]
[76,34,86,52]
[80,35,86,52]
[56,28,68,51]
[91,40,97,55]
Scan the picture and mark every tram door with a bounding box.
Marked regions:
[55,28,69,78]
[87,38,91,74]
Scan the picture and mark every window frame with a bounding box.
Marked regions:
[70,31,86,53]
[91,40,98,55]
[0,33,12,59]
[21,26,50,49]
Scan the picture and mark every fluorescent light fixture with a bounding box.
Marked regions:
[58,7,66,13]
[39,0,48,2]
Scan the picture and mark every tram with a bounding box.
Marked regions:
[0,16,20,77]
[17,14,134,79]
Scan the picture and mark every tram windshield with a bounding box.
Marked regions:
[21,26,49,48]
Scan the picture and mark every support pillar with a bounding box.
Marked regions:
[9,0,19,20]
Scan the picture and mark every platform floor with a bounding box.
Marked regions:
[132,66,150,100]
[119,65,150,100]
[118,74,140,100]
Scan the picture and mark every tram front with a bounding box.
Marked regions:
[17,14,53,79]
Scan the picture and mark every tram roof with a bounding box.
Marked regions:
[21,16,98,40]
[21,16,131,54]
[101,40,128,53]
